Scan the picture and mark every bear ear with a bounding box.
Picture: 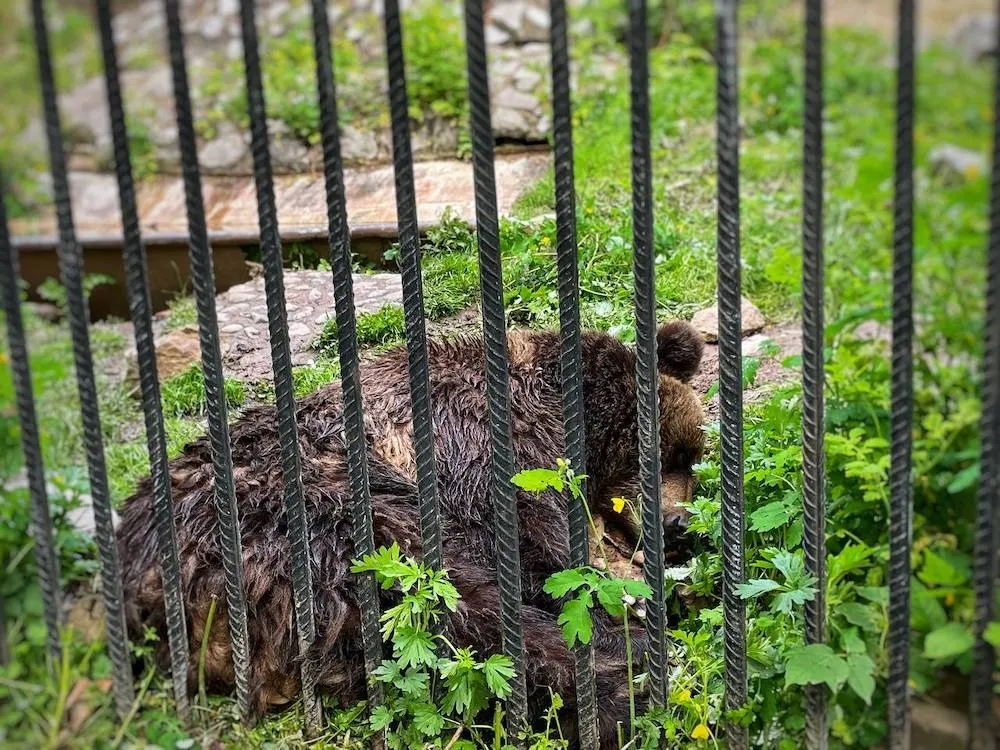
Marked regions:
[656,320,704,382]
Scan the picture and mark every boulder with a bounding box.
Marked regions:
[948,14,997,63]
[125,324,201,387]
[690,296,766,343]
[930,144,987,183]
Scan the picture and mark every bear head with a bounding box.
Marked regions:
[583,320,706,552]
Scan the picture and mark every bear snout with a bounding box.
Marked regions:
[660,471,694,519]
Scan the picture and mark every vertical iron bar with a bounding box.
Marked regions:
[550,0,598,744]
[0,180,63,661]
[162,0,252,721]
[94,0,190,723]
[462,0,529,733]
[29,0,135,717]
[969,1,1000,746]
[801,0,826,747]
[237,0,321,733]
[715,0,748,745]
[307,0,384,704]
[628,0,668,708]
[382,0,445,572]
[888,0,915,747]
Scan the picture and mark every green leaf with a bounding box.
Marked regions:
[351,543,407,582]
[784,518,803,548]
[846,653,875,704]
[482,654,515,698]
[771,550,805,581]
[622,579,654,598]
[543,569,588,598]
[664,566,692,581]
[557,593,594,648]
[396,667,430,696]
[783,354,803,369]
[827,544,875,584]
[440,664,474,716]
[742,356,761,389]
[918,549,969,587]
[911,580,947,632]
[784,644,849,692]
[430,571,461,612]
[372,660,402,685]
[772,584,817,614]
[840,627,866,654]
[750,501,793,532]
[596,584,625,617]
[413,703,446,737]
[369,704,395,731]
[857,586,888,604]
[837,602,879,632]
[984,622,1000,648]
[735,578,781,599]
[511,468,563,493]
[394,626,438,668]
[924,623,974,661]
[699,607,723,626]
[947,463,979,494]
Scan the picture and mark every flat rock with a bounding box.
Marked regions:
[930,143,988,182]
[200,124,250,174]
[493,107,532,139]
[690,296,767,343]
[948,13,997,62]
[10,153,551,248]
[124,273,403,383]
[340,125,381,163]
[490,1,551,44]
[125,324,203,385]
[212,271,403,380]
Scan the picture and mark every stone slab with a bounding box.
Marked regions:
[213,270,403,380]
[10,152,550,250]
[124,271,404,382]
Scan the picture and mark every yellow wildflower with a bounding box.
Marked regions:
[611,497,626,514]
[691,723,711,741]
[965,163,981,181]
[676,688,692,703]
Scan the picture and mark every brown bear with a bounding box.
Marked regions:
[116,319,706,748]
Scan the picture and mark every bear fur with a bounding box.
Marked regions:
[116,320,706,747]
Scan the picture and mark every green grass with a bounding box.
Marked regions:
[313,304,407,358]
[159,364,247,419]
[104,417,205,503]
[292,360,341,398]
[162,294,198,332]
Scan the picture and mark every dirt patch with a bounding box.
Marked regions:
[692,321,803,418]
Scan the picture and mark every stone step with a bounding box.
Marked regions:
[9,152,549,319]
[11,152,548,251]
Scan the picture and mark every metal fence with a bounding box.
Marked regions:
[0,0,998,748]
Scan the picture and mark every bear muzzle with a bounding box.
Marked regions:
[660,471,694,529]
